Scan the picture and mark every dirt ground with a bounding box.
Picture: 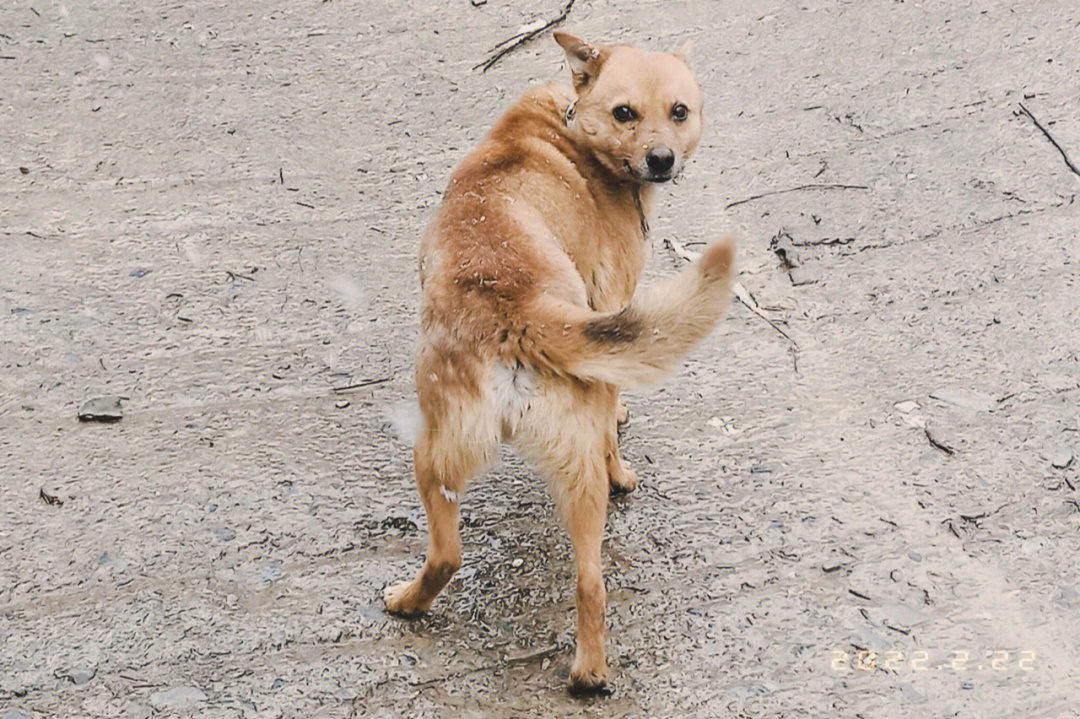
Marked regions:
[3,1,1080,717]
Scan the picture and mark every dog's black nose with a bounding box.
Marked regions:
[645,148,675,176]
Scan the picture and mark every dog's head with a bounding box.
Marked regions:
[555,32,703,184]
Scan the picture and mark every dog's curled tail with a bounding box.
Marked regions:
[530,238,736,387]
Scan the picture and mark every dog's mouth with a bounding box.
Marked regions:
[624,160,675,184]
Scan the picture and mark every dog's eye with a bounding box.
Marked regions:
[612,105,636,123]
[671,103,689,122]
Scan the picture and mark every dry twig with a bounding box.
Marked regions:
[332,376,391,393]
[725,183,869,210]
[1017,102,1080,180]
[924,427,955,455]
[475,0,576,72]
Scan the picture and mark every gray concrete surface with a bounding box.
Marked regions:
[3,1,1080,716]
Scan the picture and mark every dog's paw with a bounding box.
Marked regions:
[608,453,637,494]
[383,581,426,617]
[615,400,630,426]
[568,662,611,696]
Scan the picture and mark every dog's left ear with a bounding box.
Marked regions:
[554,31,607,90]
[673,39,693,64]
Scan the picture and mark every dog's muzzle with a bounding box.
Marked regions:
[628,148,678,183]
[645,148,675,178]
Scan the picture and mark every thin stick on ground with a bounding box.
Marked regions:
[733,284,800,374]
[924,427,956,455]
[725,183,870,210]
[474,0,576,73]
[332,376,392,393]
[1018,102,1080,180]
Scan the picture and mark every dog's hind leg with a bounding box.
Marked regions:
[517,381,615,692]
[563,454,611,692]
[384,426,489,616]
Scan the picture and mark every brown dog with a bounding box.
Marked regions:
[384,32,736,693]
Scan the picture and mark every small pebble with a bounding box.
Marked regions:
[77,396,124,423]
[70,668,96,686]
[259,561,282,586]
[769,230,800,268]
[707,416,737,434]
[788,265,820,286]
[149,686,207,711]
[1048,446,1074,469]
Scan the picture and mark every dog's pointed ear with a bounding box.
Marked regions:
[673,39,693,64]
[554,31,606,90]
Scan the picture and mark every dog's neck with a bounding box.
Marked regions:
[563,99,651,242]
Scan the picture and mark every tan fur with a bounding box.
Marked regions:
[384,32,736,693]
